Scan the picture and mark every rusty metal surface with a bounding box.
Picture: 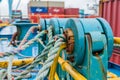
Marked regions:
[64,28,74,54]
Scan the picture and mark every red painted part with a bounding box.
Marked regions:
[29,15,39,23]
[64,8,79,18]
[33,13,49,18]
[109,53,120,65]
[100,0,120,37]
[64,15,79,18]
[64,8,79,15]
[85,15,100,18]
[48,14,64,18]
[29,13,49,23]
[48,7,64,14]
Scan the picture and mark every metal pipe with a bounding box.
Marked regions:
[114,37,120,44]
[58,57,87,80]
[0,58,34,68]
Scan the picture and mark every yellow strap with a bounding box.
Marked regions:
[49,43,66,80]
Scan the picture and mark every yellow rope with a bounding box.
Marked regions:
[55,72,60,80]
[49,43,66,80]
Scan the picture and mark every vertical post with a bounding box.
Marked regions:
[8,0,13,20]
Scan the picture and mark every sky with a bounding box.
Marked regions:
[0,0,99,17]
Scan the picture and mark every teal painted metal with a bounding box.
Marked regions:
[0,17,114,79]
[39,18,50,30]
[12,20,41,57]
[12,20,37,40]
[39,18,50,42]
[65,19,85,65]
[97,18,114,59]
[58,18,113,80]
[39,18,113,80]
[8,0,13,20]
[49,18,68,35]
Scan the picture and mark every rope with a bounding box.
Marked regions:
[37,38,46,48]
[0,25,66,80]
[15,26,54,79]
[114,44,120,48]
[0,69,6,80]
[36,38,65,80]
[14,40,54,79]
[7,55,14,80]
[18,30,47,51]
[18,26,40,48]
[0,30,47,58]
[49,44,66,80]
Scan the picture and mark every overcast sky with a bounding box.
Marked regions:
[0,0,99,17]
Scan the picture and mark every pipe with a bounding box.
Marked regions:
[58,57,87,80]
[114,37,120,44]
[0,58,34,68]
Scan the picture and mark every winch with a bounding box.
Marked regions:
[0,18,114,80]
[48,18,114,80]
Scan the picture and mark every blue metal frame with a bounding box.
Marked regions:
[12,20,40,57]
